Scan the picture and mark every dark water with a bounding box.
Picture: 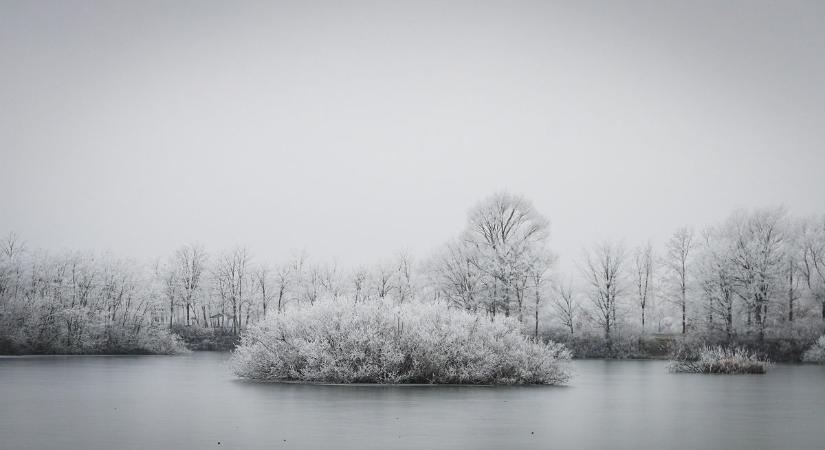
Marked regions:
[1,353,823,450]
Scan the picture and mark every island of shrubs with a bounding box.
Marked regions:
[667,345,771,374]
[231,298,572,385]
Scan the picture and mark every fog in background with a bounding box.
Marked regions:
[2,0,824,268]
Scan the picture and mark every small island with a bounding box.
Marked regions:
[232,298,571,385]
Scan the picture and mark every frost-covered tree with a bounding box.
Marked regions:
[696,226,738,339]
[252,264,276,319]
[581,240,626,340]
[800,216,825,325]
[372,261,395,300]
[352,267,368,303]
[395,251,415,303]
[272,261,293,314]
[429,240,483,311]
[633,242,654,333]
[214,247,251,335]
[727,208,787,341]
[527,251,555,338]
[665,227,695,334]
[174,244,206,327]
[0,235,184,354]
[461,191,551,319]
[553,276,577,337]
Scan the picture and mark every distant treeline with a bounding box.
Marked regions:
[2,192,824,357]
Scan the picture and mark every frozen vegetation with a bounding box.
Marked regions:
[668,346,771,374]
[802,336,825,363]
[232,298,572,384]
[0,245,187,355]
[3,192,825,362]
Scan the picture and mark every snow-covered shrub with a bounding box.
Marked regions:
[232,298,572,384]
[802,336,825,363]
[135,326,190,355]
[668,345,770,374]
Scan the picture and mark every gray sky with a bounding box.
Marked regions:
[1,0,824,268]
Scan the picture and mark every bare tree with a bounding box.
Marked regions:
[156,261,177,330]
[175,244,206,327]
[553,277,576,337]
[463,191,550,317]
[697,227,737,339]
[395,251,414,303]
[783,229,803,323]
[0,232,26,303]
[352,267,368,303]
[581,241,626,340]
[320,261,343,300]
[527,252,554,338]
[215,247,250,335]
[430,240,482,311]
[666,227,694,334]
[633,242,654,333]
[253,264,275,318]
[800,215,825,326]
[303,264,322,305]
[373,262,394,300]
[273,262,292,313]
[728,208,786,341]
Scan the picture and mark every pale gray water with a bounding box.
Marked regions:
[1,352,823,450]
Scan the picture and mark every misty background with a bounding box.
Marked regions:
[2,0,824,267]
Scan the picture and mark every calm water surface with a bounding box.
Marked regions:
[1,352,823,449]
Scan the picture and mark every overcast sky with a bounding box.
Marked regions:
[1,0,824,269]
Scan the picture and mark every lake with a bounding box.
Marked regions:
[1,352,823,449]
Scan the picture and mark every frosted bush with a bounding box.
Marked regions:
[668,345,771,374]
[802,336,825,363]
[136,326,190,355]
[231,298,571,384]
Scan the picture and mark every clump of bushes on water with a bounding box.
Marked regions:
[802,336,825,363]
[667,345,771,374]
[232,298,572,385]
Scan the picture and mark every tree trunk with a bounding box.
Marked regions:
[681,283,686,334]
[725,301,733,341]
[232,300,237,335]
[754,296,764,341]
[641,306,645,333]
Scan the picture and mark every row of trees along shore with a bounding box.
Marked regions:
[2,192,824,357]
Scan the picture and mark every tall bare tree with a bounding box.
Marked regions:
[273,262,293,313]
[215,247,250,335]
[728,209,786,341]
[633,242,654,333]
[463,191,550,317]
[666,227,694,334]
[175,244,206,327]
[553,277,576,337]
[352,267,368,303]
[527,251,554,338]
[800,216,825,326]
[581,241,626,340]
[253,264,275,318]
